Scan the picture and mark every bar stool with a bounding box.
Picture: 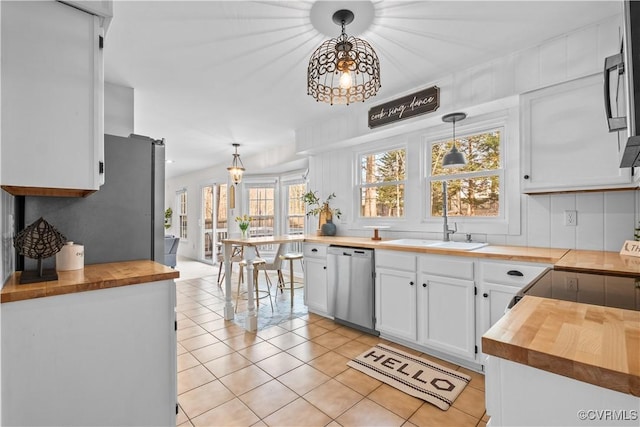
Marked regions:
[235,258,274,313]
[278,252,304,308]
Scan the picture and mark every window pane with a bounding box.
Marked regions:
[216,184,227,230]
[178,191,188,239]
[361,184,405,217]
[432,130,501,176]
[248,187,275,237]
[287,183,305,235]
[431,177,500,217]
[361,149,406,184]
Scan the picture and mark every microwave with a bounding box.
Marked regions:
[608,1,640,167]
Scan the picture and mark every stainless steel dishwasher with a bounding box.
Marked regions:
[327,246,378,335]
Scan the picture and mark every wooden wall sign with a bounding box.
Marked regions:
[368,86,439,128]
[620,240,640,257]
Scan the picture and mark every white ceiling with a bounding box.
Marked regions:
[104,0,621,179]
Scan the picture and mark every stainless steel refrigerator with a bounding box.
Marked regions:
[23,134,165,268]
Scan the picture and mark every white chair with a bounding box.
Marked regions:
[217,244,243,286]
[235,257,274,313]
[278,249,304,308]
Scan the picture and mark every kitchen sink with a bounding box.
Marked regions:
[379,239,488,251]
[427,241,489,250]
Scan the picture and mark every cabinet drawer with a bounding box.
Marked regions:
[304,243,327,258]
[419,256,474,281]
[375,250,416,271]
[480,261,548,288]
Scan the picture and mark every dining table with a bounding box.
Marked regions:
[222,234,305,331]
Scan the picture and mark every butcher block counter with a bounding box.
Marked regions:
[1,260,179,303]
[304,235,569,264]
[482,295,640,397]
[555,248,640,276]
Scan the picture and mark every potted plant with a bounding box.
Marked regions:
[164,207,172,230]
[302,191,341,236]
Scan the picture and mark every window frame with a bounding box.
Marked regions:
[281,176,306,235]
[243,180,277,238]
[422,115,513,234]
[355,142,408,221]
[176,189,188,240]
[426,125,505,221]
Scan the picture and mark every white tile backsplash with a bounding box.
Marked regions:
[603,191,636,251]
[575,192,605,250]
[524,190,637,251]
[526,195,551,247]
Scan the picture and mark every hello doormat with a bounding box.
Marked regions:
[347,344,470,410]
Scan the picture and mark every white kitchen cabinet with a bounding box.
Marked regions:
[1,0,105,197]
[374,250,417,341]
[478,261,548,337]
[418,255,476,361]
[1,280,177,426]
[486,356,640,427]
[303,243,330,317]
[521,73,635,194]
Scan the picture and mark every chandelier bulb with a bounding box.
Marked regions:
[339,71,352,89]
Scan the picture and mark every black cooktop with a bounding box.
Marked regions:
[515,269,640,312]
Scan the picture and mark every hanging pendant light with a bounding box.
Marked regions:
[227,143,245,185]
[442,112,467,168]
[307,9,381,106]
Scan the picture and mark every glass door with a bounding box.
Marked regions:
[200,185,215,263]
[200,183,229,263]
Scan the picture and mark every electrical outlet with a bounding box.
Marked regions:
[564,210,577,226]
[566,277,578,291]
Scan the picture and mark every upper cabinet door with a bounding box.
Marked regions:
[1,1,104,197]
[521,73,634,194]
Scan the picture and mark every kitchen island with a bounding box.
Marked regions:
[1,260,179,426]
[482,258,640,426]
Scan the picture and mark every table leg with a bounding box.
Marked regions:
[223,242,234,320]
[244,246,258,332]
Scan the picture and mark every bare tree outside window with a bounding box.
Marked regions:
[177,190,188,239]
[287,182,306,234]
[247,186,275,237]
[430,130,501,217]
[359,148,406,218]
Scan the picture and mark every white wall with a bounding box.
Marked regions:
[104,82,134,137]
[300,14,636,252]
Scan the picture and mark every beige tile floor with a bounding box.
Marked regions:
[175,265,488,427]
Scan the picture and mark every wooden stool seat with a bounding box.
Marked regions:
[278,252,304,308]
[235,258,274,313]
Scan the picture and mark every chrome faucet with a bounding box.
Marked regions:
[442,181,457,241]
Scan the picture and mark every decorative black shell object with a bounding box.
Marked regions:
[14,217,66,260]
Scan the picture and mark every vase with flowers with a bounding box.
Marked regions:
[235,214,252,239]
[302,191,341,236]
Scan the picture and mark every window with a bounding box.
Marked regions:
[285,182,305,235]
[428,128,502,218]
[177,190,188,239]
[247,185,275,237]
[358,148,406,218]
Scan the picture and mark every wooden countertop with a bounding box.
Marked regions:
[2,260,179,303]
[482,295,640,397]
[304,236,569,264]
[555,249,640,276]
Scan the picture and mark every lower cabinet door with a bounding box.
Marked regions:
[418,274,476,360]
[480,282,519,335]
[375,268,417,341]
[304,257,328,316]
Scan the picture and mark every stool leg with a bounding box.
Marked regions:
[262,269,274,312]
[289,258,294,308]
[254,267,260,309]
